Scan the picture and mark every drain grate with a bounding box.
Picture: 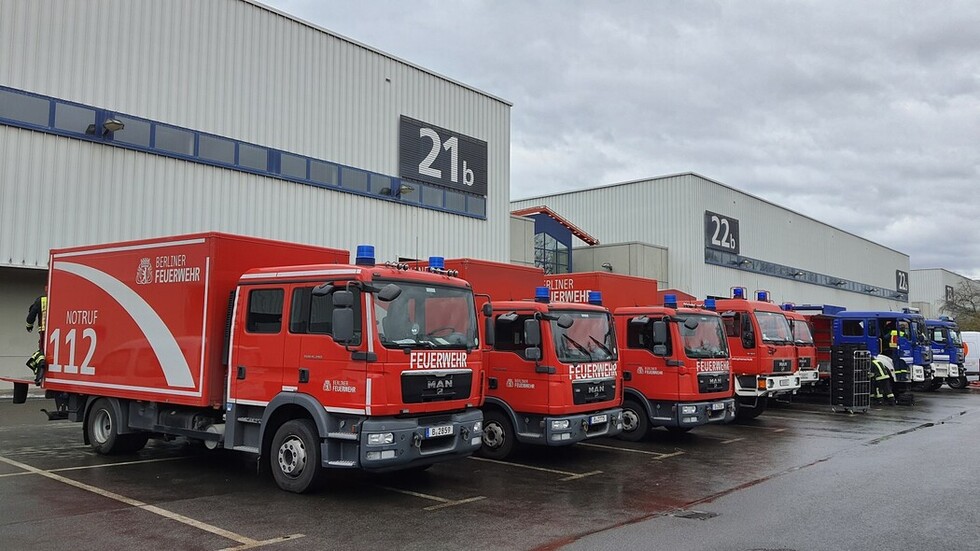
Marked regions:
[673,510,718,520]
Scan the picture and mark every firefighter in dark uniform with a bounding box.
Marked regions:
[25,293,47,384]
[871,355,895,405]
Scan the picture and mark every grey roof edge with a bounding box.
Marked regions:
[246,0,512,107]
[511,171,909,259]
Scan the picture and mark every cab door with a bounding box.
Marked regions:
[283,284,367,413]
[231,286,286,404]
[487,312,550,414]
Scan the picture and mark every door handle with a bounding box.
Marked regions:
[299,368,310,384]
[237,365,246,380]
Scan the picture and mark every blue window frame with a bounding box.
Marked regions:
[0,85,486,219]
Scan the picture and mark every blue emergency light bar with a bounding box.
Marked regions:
[664,293,678,308]
[355,244,375,266]
[588,291,602,305]
[732,287,746,299]
[428,256,445,270]
[756,290,770,302]
[535,286,550,303]
[704,298,716,311]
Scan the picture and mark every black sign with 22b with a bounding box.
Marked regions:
[399,116,488,197]
[704,211,740,255]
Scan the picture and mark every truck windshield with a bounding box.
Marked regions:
[677,314,729,359]
[374,281,478,350]
[790,319,815,345]
[755,311,793,345]
[552,311,616,363]
[952,329,963,346]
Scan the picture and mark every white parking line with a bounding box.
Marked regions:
[377,486,487,510]
[468,456,603,481]
[577,442,685,460]
[0,455,303,548]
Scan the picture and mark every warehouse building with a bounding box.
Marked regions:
[0,0,511,378]
[512,173,913,310]
[910,269,977,319]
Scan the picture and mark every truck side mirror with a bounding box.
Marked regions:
[742,329,756,349]
[556,314,574,329]
[332,309,354,343]
[524,319,541,346]
[484,316,495,347]
[332,290,354,308]
[652,320,668,345]
[525,346,542,361]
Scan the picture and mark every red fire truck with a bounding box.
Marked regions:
[715,289,800,420]
[544,273,734,438]
[31,233,485,493]
[436,259,623,460]
[780,305,820,388]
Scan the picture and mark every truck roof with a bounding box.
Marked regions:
[240,263,472,287]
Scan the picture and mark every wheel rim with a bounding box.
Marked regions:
[277,435,307,477]
[93,408,112,444]
[622,408,640,433]
[483,421,505,449]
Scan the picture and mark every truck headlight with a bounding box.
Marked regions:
[368,432,394,445]
[681,405,697,415]
[473,421,482,433]
[551,419,571,430]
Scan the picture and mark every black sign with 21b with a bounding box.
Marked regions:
[399,116,488,196]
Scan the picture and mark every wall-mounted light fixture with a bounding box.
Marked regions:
[832,280,847,286]
[397,183,415,196]
[601,262,613,271]
[864,287,876,293]
[791,271,805,277]
[730,258,752,266]
[102,118,125,135]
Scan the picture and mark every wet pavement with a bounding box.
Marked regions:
[2,388,979,550]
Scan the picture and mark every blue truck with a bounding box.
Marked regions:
[789,306,933,398]
[926,317,966,389]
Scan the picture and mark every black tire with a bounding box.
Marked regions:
[927,379,944,391]
[270,419,324,494]
[479,409,515,460]
[617,399,650,442]
[947,376,968,390]
[87,398,125,454]
[734,396,768,422]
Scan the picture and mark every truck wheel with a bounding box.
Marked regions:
[87,398,125,454]
[947,377,968,390]
[927,379,944,391]
[734,397,767,422]
[617,399,650,442]
[479,410,514,460]
[270,419,324,494]
[118,433,150,453]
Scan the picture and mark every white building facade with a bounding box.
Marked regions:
[513,173,911,309]
[0,0,511,378]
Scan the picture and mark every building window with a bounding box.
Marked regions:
[280,153,308,180]
[0,89,49,126]
[199,134,235,164]
[534,231,569,274]
[54,103,95,134]
[342,166,368,192]
[311,160,338,186]
[239,143,268,171]
[155,124,194,155]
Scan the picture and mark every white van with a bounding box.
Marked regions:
[962,331,980,382]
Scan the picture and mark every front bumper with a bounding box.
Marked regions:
[514,407,624,446]
[797,369,820,385]
[650,398,735,427]
[735,374,801,397]
[342,409,484,472]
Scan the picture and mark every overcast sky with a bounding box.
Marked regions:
[264,0,980,278]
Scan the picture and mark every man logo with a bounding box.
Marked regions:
[136,258,153,285]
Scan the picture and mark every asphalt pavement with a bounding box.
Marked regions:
[1,387,978,551]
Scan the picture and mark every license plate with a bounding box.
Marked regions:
[712,402,726,411]
[425,425,454,438]
[589,414,608,425]
[779,379,789,387]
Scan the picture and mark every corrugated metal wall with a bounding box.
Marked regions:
[910,269,974,318]
[0,0,511,266]
[512,173,910,309]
